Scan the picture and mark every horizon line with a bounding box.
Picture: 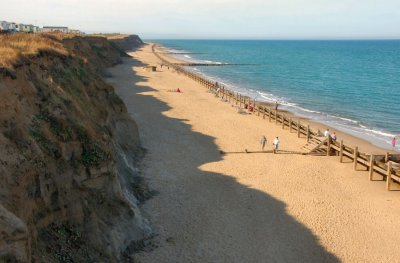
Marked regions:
[143,37,400,41]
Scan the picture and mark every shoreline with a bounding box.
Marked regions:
[153,43,396,156]
[108,43,400,262]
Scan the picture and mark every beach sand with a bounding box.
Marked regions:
[107,44,400,262]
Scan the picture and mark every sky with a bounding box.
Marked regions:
[1,0,400,39]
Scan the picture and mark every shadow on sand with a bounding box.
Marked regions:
[107,50,340,263]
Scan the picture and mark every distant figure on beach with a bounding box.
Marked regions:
[324,128,330,138]
[331,132,337,142]
[176,88,181,93]
[216,87,221,97]
[261,136,267,151]
[392,137,396,150]
[273,137,280,153]
[275,101,279,111]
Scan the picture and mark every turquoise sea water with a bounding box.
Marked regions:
[150,40,400,150]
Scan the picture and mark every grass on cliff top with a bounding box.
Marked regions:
[89,33,129,40]
[0,33,69,68]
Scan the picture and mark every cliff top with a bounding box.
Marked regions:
[0,34,68,68]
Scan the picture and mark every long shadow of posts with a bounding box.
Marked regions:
[107,52,340,262]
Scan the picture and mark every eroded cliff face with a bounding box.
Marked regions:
[0,35,150,262]
[107,35,144,51]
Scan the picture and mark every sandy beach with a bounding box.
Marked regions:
[107,44,400,262]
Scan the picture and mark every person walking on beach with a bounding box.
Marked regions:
[216,87,221,97]
[331,132,337,143]
[392,137,397,150]
[215,82,219,94]
[275,101,279,111]
[261,136,267,151]
[273,137,280,153]
[324,128,330,138]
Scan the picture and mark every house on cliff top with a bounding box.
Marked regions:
[18,24,35,33]
[0,21,9,31]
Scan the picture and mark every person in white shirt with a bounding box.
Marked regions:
[273,137,280,153]
[324,128,330,138]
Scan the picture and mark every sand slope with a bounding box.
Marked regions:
[107,44,400,263]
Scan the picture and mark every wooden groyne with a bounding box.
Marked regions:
[172,63,257,67]
[161,52,205,55]
[152,44,400,191]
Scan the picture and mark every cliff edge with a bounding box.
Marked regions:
[0,34,150,262]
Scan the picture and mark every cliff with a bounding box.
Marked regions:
[107,35,144,51]
[0,34,150,262]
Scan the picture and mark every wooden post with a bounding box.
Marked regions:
[275,110,278,124]
[327,137,331,156]
[297,119,301,138]
[268,108,272,122]
[263,107,266,119]
[289,118,292,132]
[339,140,344,163]
[385,152,389,163]
[353,146,358,170]
[306,125,310,142]
[239,95,242,108]
[386,162,392,191]
[282,114,285,129]
[369,154,374,181]
[222,87,225,99]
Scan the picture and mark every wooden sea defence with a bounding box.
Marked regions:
[172,63,257,67]
[152,44,400,191]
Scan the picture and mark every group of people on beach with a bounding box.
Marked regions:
[261,135,280,153]
[324,129,398,151]
[324,128,337,142]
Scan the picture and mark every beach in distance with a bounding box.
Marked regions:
[152,39,400,151]
[104,43,400,262]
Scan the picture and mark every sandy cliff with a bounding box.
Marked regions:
[0,34,150,262]
[107,35,144,51]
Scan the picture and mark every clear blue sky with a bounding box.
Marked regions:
[1,0,400,39]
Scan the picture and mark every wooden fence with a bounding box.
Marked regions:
[151,44,400,191]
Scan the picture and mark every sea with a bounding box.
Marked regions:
[149,39,400,150]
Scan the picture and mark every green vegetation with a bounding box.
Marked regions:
[77,65,90,86]
[75,125,109,167]
[38,223,94,263]
[35,111,73,142]
[80,142,107,167]
[49,120,73,142]
[29,117,61,159]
